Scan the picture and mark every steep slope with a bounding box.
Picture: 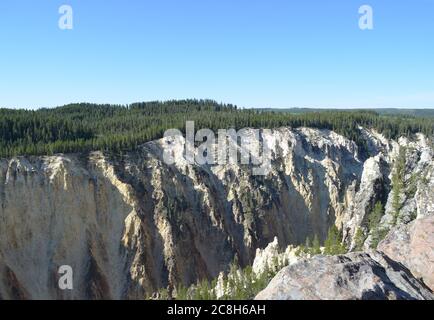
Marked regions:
[378,215,434,291]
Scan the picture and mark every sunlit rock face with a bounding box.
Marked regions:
[0,127,432,299]
[378,215,434,291]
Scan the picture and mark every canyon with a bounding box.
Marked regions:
[0,126,432,299]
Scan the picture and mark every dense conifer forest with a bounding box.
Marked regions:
[0,99,433,158]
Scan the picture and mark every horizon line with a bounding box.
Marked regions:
[1,100,434,111]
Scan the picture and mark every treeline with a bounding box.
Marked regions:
[0,99,433,158]
[261,107,434,118]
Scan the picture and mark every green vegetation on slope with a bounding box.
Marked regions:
[368,202,388,249]
[158,225,349,300]
[260,108,434,118]
[152,257,287,300]
[391,147,407,226]
[353,227,366,251]
[1,100,433,158]
[323,225,348,255]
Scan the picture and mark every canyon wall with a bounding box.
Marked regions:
[0,127,432,299]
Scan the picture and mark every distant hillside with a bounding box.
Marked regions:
[260,108,434,118]
[374,108,434,118]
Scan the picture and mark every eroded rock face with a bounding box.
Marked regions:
[380,135,434,228]
[255,252,434,300]
[378,215,434,291]
[344,133,434,250]
[0,127,432,299]
[0,154,138,299]
[252,237,301,275]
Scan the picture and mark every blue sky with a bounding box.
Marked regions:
[0,0,433,109]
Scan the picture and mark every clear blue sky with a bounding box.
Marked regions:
[0,0,433,109]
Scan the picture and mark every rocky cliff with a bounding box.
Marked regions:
[378,215,434,291]
[0,127,432,299]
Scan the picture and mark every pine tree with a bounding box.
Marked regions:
[305,236,311,250]
[391,147,406,225]
[353,227,365,251]
[312,234,321,255]
[1,102,432,157]
[369,202,386,248]
[324,225,347,255]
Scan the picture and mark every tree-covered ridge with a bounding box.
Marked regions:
[0,99,433,158]
[260,108,434,118]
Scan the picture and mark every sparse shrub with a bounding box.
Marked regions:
[295,244,306,257]
[175,283,189,300]
[158,252,291,301]
[369,202,387,248]
[324,225,347,255]
[156,287,170,300]
[311,234,322,255]
[391,147,406,225]
[353,227,366,251]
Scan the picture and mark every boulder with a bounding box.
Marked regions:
[378,215,434,291]
[255,251,433,300]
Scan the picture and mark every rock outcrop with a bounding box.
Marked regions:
[252,237,301,275]
[378,215,434,291]
[255,251,434,300]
